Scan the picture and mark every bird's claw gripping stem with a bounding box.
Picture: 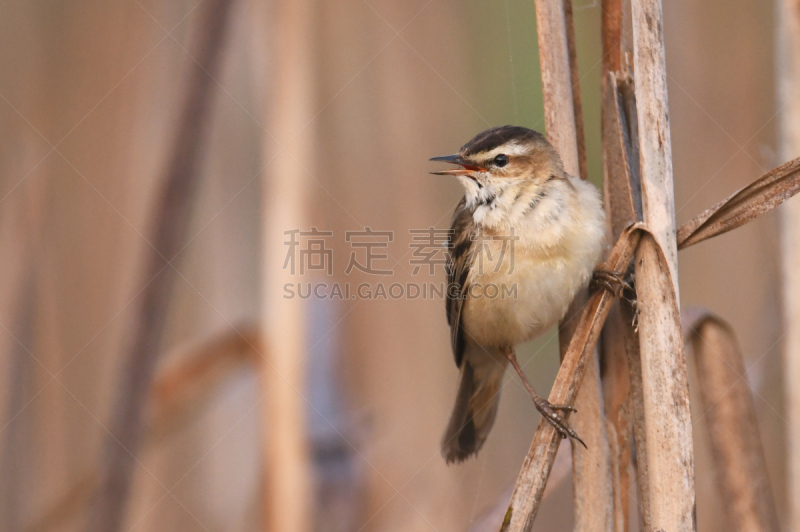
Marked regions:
[591,269,632,298]
[533,396,586,448]
[503,345,587,448]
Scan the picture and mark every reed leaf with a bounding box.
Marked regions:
[683,309,779,532]
[678,157,800,249]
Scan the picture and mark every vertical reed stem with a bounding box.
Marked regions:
[259,0,315,530]
[630,0,695,528]
[534,0,613,528]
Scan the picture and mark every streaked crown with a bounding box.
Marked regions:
[430,125,563,181]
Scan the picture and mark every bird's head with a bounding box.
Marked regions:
[430,126,565,204]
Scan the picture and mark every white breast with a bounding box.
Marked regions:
[460,177,606,347]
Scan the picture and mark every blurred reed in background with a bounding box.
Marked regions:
[0,0,789,531]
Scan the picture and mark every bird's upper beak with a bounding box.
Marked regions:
[429,154,485,176]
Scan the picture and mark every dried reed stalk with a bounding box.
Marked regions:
[562,8,615,528]
[501,224,642,532]
[508,0,800,525]
[629,0,695,529]
[258,0,316,529]
[500,148,800,530]
[624,305,649,526]
[533,0,614,526]
[633,234,694,530]
[600,68,641,532]
[85,2,235,530]
[534,0,580,174]
[503,6,800,523]
[677,156,800,249]
[563,0,588,183]
[600,8,634,531]
[601,0,623,80]
[565,347,613,531]
[27,326,260,532]
[600,76,648,525]
[777,3,800,530]
[601,297,641,532]
[683,310,780,532]
[601,80,641,239]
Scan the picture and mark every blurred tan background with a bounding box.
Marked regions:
[0,0,788,531]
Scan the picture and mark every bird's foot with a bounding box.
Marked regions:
[546,402,577,413]
[502,345,586,448]
[590,269,632,299]
[532,396,586,448]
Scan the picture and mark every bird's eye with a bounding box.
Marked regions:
[493,154,509,167]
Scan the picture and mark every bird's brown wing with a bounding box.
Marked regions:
[446,198,476,368]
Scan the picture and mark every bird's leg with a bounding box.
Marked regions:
[590,268,632,298]
[502,346,586,448]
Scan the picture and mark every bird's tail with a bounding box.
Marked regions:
[441,346,507,463]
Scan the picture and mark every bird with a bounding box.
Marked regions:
[430,125,607,463]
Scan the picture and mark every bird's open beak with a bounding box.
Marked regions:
[429,154,485,176]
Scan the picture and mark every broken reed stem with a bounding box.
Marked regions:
[85,2,235,531]
[630,0,694,529]
[684,311,780,532]
[501,224,642,532]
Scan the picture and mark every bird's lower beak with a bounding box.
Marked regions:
[429,154,485,176]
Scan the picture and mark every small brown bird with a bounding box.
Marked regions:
[431,126,606,463]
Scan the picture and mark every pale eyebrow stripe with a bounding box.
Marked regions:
[478,142,527,160]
